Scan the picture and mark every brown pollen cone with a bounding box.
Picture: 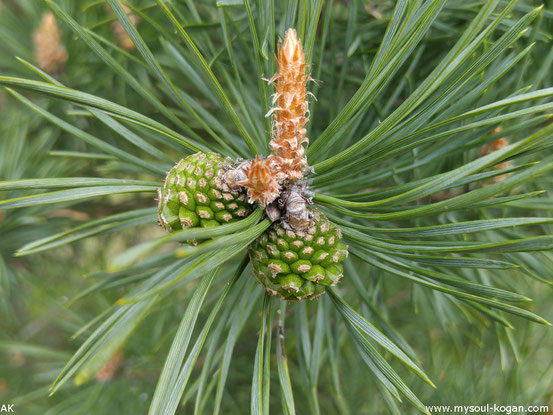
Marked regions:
[268,28,309,181]
[33,12,68,74]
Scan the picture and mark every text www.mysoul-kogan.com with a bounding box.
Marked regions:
[426,404,550,414]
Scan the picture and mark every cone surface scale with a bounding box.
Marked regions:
[157,152,251,233]
[249,209,348,301]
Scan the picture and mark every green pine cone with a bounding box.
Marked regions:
[249,210,348,301]
[157,152,251,234]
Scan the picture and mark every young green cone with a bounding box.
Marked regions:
[249,209,348,301]
[157,152,251,233]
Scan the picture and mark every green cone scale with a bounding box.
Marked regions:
[249,210,348,301]
[157,152,251,233]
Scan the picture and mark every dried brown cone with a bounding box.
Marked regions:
[268,28,310,182]
[33,12,68,74]
[106,1,139,51]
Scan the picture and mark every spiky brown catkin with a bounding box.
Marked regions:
[106,2,139,51]
[268,28,309,181]
[95,348,123,382]
[33,12,67,74]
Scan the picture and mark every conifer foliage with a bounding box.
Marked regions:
[1,1,553,413]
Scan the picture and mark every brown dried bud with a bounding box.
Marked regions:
[479,127,508,157]
[222,161,249,191]
[33,12,68,74]
[265,202,281,222]
[281,186,312,231]
[0,378,7,397]
[429,189,464,203]
[106,1,139,51]
[479,127,512,185]
[95,348,123,383]
[10,350,25,367]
